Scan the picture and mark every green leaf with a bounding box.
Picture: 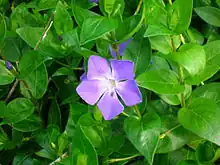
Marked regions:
[0,60,15,85]
[160,84,192,105]
[54,1,73,35]
[16,27,51,48]
[171,43,206,76]
[136,69,184,94]
[71,126,98,165]
[186,40,220,84]
[80,16,118,45]
[72,5,99,26]
[178,98,220,146]
[0,13,6,43]
[62,28,80,48]
[0,98,35,124]
[149,35,180,54]
[185,27,204,45]
[13,114,42,132]
[2,37,22,62]
[191,83,220,107]
[19,51,45,78]
[157,114,193,153]
[101,0,116,16]
[124,112,161,165]
[196,141,215,164]
[20,63,48,99]
[52,67,75,77]
[168,0,193,34]
[177,160,198,165]
[48,99,61,129]
[195,7,220,27]
[123,35,151,76]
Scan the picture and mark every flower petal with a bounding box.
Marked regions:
[97,91,124,120]
[87,55,111,80]
[76,80,106,105]
[118,38,132,55]
[110,60,135,81]
[80,72,87,81]
[109,39,132,58]
[116,80,142,106]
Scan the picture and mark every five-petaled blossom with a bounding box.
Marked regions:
[76,55,142,120]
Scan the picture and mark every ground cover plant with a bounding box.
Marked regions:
[1,0,220,164]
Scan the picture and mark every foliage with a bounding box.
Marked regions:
[1,0,220,164]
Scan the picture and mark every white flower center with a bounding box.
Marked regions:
[107,79,117,91]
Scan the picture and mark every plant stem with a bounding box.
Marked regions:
[55,60,83,70]
[4,79,19,102]
[133,105,141,118]
[134,0,143,15]
[34,13,54,50]
[107,154,140,163]
[49,152,68,165]
[160,124,181,139]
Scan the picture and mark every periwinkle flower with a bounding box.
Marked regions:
[5,61,13,70]
[76,55,142,120]
[110,38,132,58]
[89,0,99,3]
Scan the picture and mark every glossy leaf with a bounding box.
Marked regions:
[136,69,184,94]
[54,1,73,35]
[124,112,161,165]
[0,98,35,124]
[178,98,220,146]
[71,126,98,165]
[195,7,220,27]
[80,16,118,45]
[123,35,152,76]
[20,63,48,99]
[171,43,206,76]
[186,40,220,84]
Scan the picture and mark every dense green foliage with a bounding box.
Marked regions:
[1,0,220,164]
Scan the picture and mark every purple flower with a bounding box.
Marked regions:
[76,55,142,120]
[110,39,132,58]
[89,0,99,3]
[5,61,13,70]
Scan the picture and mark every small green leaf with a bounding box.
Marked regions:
[16,27,51,48]
[171,43,206,76]
[101,0,116,16]
[168,0,193,34]
[177,160,198,165]
[0,60,15,85]
[123,35,152,76]
[80,16,118,45]
[196,141,215,164]
[71,126,98,165]
[20,63,48,99]
[72,5,98,26]
[13,114,42,132]
[157,115,194,153]
[0,13,6,43]
[0,98,35,124]
[124,112,161,165]
[48,99,61,129]
[195,7,220,27]
[54,1,73,35]
[19,51,45,78]
[178,98,220,146]
[186,40,220,84]
[136,69,184,94]
[191,83,220,107]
